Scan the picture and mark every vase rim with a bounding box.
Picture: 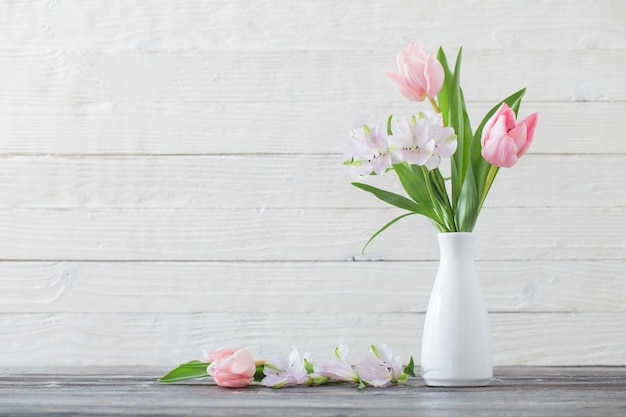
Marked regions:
[437,232,475,244]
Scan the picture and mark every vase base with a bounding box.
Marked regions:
[422,377,492,387]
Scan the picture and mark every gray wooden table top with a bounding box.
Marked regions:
[1,367,625,416]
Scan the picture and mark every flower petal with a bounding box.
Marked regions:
[204,347,240,363]
[517,112,538,157]
[424,53,445,99]
[488,115,508,143]
[424,154,441,170]
[313,344,359,382]
[481,133,518,168]
[383,70,422,101]
[507,123,527,154]
[229,349,256,377]
[404,55,427,96]
[481,104,508,146]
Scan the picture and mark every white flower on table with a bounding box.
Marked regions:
[313,344,360,383]
[356,343,405,387]
[261,348,310,388]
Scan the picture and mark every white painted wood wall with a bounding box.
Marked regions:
[1,0,625,367]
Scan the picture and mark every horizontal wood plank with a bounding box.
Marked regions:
[0,49,623,104]
[0,0,624,50]
[0,260,624,314]
[0,154,622,209]
[0,208,624,261]
[0,101,621,155]
[0,368,625,417]
[0,312,624,366]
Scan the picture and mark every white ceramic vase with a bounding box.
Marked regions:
[420,232,492,387]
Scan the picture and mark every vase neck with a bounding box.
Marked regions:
[437,233,475,262]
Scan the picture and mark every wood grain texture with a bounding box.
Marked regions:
[0,102,623,155]
[0,154,622,208]
[0,49,623,104]
[0,261,624,314]
[0,207,624,261]
[0,368,625,417]
[0,0,623,49]
[0,312,624,366]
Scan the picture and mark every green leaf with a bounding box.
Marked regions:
[309,375,331,386]
[460,88,474,165]
[361,212,416,254]
[394,163,447,228]
[509,89,526,116]
[358,379,367,390]
[253,364,265,382]
[304,358,315,374]
[450,155,460,209]
[351,182,424,213]
[393,163,430,204]
[436,47,453,126]
[394,164,442,220]
[158,360,210,382]
[387,114,393,135]
[454,162,479,232]
[427,168,456,231]
[403,356,416,377]
[448,47,469,209]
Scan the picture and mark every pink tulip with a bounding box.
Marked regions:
[481,103,538,168]
[206,347,256,388]
[203,346,239,363]
[383,42,445,102]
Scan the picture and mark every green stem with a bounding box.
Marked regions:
[421,168,452,232]
[428,97,441,114]
[429,168,456,231]
[478,164,499,213]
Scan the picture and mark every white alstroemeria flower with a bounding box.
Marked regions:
[261,348,310,388]
[422,112,457,170]
[343,124,392,178]
[355,344,404,387]
[313,344,360,383]
[387,115,435,166]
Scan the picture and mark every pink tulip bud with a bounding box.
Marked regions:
[203,346,240,363]
[206,347,256,388]
[384,42,445,102]
[481,103,538,168]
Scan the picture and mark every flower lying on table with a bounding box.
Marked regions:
[159,344,415,390]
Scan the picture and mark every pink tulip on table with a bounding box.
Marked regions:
[203,347,239,363]
[206,347,256,388]
[384,42,445,102]
[481,103,538,168]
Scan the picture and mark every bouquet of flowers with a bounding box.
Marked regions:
[343,42,538,251]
